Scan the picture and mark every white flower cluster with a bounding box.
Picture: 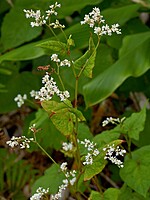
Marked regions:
[81,7,121,36]
[30,187,49,200]
[103,144,126,168]
[24,2,64,28]
[29,124,36,132]
[30,73,70,102]
[51,54,71,67]
[51,162,76,200]
[50,19,65,29]
[62,142,73,151]
[23,9,46,27]
[6,136,33,149]
[45,2,61,18]
[79,139,100,165]
[14,94,27,108]
[102,117,126,127]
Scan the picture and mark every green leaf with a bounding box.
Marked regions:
[42,100,85,136]
[137,110,150,147]
[37,40,67,56]
[93,126,121,147]
[103,188,120,200]
[119,185,150,200]
[74,37,96,78]
[121,106,146,140]
[102,4,140,25]
[32,164,65,194]
[69,108,86,121]
[1,7,42,50]
[0,41,45,62]
[120,145,150,197]
[89,190,103,200]
[84,151,107,181]
[27,109,66,150]
[93,44,114,76]
[84,140,123,181]
[83,32,150,107]
[78,123,93,141]
[59,0,103,18]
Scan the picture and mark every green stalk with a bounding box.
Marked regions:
[33,133,58,166]
[56,64,65,91]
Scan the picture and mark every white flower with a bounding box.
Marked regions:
[14,94,27,107]
[102,117,125,127]
[81,7,121,36]
[62,142,73,151]
[79,139,100,165]
[30,187,49,200]
[60,59,71,67]
[103,144,126,168]
[46,2,61,18]
[60,162,68,172]
[83,153,93,165]
[23,9,46,27]
[51,162,77,199]
[70,177,76,185]
[6,136,33,149]
[30,73,70,102]
[51,54,60,63]
[29,124,36,132]
[50,19,65,29]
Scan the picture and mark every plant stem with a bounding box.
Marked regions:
[33,133,58,166]
[74,77,79,108]
[92,176,102,193]
[25,99,39,110]
[60,27,68,42]
[124,135,132,158]
[56,64,65,91]
[37,142,58,165]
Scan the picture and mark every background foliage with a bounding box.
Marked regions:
[0,0,150,199]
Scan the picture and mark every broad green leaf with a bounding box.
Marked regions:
[84,151,107,181]
[59,0,103,18]
[74,37,96,78]
[32,164,65,194]
[120,145,150,197]
[93,44,114,76]
[42,100,85,136]
[103,188,120,200]
[37,40,67,56]
[27,109,66,150]
[119,185,150,200]
[1,7,42,50]
[121,106,146,140]
[83,32,150,107]
[78,123,93,141]
[137,110,150,147]
[84,140,123,181]
[102,4,140,25]
[0,41,45,62]
[89,191,103,200]
[93,127,121,147]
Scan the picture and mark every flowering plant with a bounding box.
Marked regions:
[1,1,150,200]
